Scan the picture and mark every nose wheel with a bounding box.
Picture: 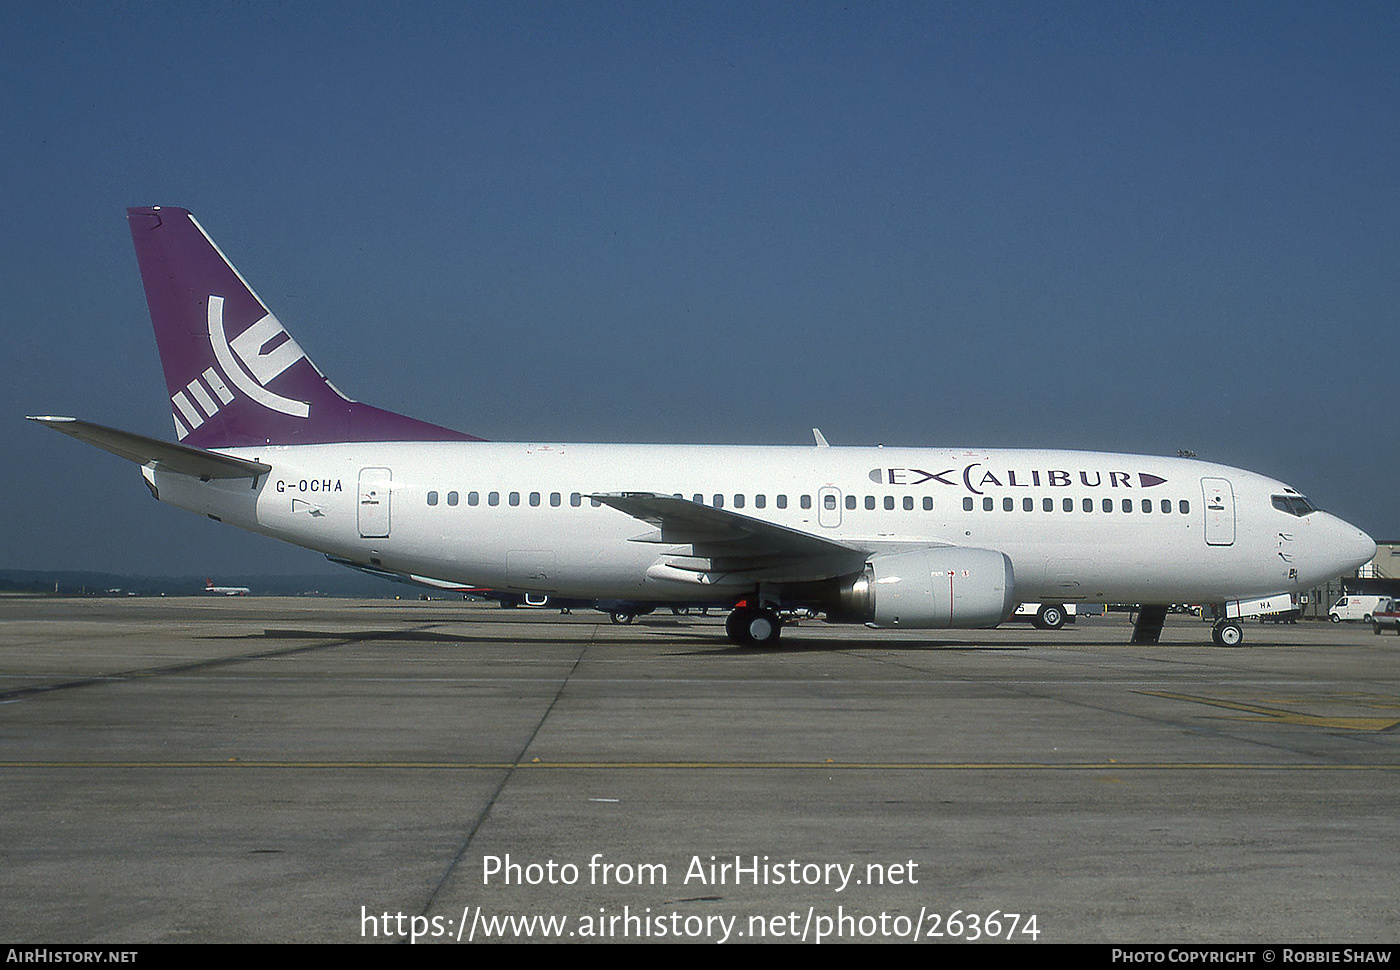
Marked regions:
[1033,604,1067,630]
[1212,620,1244,646]
[726,606,783,646]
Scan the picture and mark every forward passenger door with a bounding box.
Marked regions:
[1201,477,1235,546]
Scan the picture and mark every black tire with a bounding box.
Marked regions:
[726,607,782,646]
[609,611,635,625]
[1035,604,1067,630]
[745,610,782,646]
[1212,621,1243,647]
[725,608,749,643]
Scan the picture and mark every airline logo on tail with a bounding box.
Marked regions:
[170,295,311,439]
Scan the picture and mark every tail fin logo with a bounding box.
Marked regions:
[170,295,312,438]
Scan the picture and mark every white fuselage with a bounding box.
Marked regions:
[148,442,1376,607]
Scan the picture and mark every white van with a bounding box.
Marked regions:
[1329,595,1387,622]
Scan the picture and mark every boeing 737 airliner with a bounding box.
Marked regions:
[29,207,1376,646]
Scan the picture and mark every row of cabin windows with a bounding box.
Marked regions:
[710,493,798,509]
[422,491,937,511]
[426,490,598,508]
[963,496,1191,514]
[823,494,936,511]
[422,491,1188,516]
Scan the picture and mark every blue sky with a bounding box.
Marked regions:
[3,1,1397,574]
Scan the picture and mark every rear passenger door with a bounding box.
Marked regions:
[358,467,392,538]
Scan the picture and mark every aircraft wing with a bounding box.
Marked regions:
[590,491,869,584]
[28,416,271,480]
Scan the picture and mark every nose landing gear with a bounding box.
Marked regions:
[1212,620,1244,646]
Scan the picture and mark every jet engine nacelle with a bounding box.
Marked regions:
[832,547,1016,628]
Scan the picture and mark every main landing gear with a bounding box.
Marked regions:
[726,606,783,646]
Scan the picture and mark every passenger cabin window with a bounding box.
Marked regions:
[550,492,561,507]
[755,495,766,509]
[427,491,438,506]
[1003,497,1014,511]
[529,492,540,507]
[468,491,479,506]
[922,497,933,511]
[1063,498,1073,512]
[447,491,458,506]
[713,494,724,508]
[1043,497,1053,512]
[1123,499,1132,512]
[1179,500,1190,514]
[509,492,520,507]
[488,491,500,506]
[865,495,876,510]
[1023,497,1033,512]
[964,497,974,511]
[1102,498,1112,513]
[734,494,745,509]
[1083,498,1093,513]
[571,493,582,507]
[885,496,895,510]
[983,497,994,511]
[904,496,915,511]
[801,495,812,510]
[845,495,857,510]
[777,495,788,509]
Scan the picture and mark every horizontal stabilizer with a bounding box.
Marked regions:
[27,416,271,480]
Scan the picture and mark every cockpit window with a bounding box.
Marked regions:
[1272,495,1317,516]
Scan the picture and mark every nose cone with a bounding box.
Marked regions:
[1351,526,1378,571]
[1326,513,1376,575]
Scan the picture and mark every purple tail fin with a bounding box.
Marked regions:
[127,206,480,447]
